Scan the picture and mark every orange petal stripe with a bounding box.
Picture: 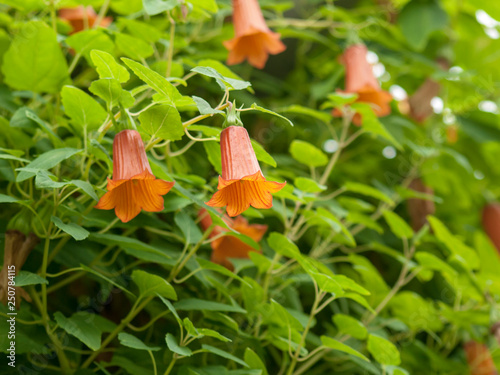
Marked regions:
[206,171,285,217]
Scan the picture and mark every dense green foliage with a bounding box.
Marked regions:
[0,0,500,374]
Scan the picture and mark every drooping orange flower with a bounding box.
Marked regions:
[407,178,435,231]
[446,124,458,144]
[464,341,499,375]
[408,79,441,123]
[59,6,112,34]
[224,0,286,69]
[0,230,38,308]
[206,126,285,217]
[482,203,500,253]
[333,44,392,125]
[96,130,174,223]
[198,208,267,270]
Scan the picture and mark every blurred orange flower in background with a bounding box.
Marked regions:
[464,341,499,375]
[206,125,285,217]
[224,0,286,69]
[96,130,174,223]
[407,178,436,231]
[408,79,441,123]
[198,208,267,270]
[333,44,392,125]
[59,6,112,34]
[482,202,500,253]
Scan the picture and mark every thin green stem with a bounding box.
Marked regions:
[286,284,325,375]
[168,224,215,282]
[81,296,154,368]
[163,356,178,375]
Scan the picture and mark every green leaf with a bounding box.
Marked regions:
[2,21,69,93]
[343,182,393,204]
[28,170,59,189]
[118,332,161,351]
[290,140,328,167]
[174,210,203,244]
[197,258,249,286]
[119,19,163,43]
[174,298,246,313]
[89,79,134,110]
[320,336,369,361]
[267,232,301,260]
[15,271,48,287]
[203,141,222,174]
[66,30,114,63]
[427,216,480,270]
[367,334,401,366]
[188,0,218,12]
[183,317,199,337]
[192,96,224,115]
[415,252,458,276]
[281,104,331,124]
[122,58,182,104]
[201,344,249,367]
[251,140,277,167]
[90,50,130,83]
[139,104,183,141]
[17,148,81,182]
[389,291,443,332]
[295,177,327,193]
[191,66,251,91]
[197,59,247,85]
[250,104,294,127]
[166,333,193,356]
[333,314,367,339]
[61,86,107,130]
[324,92,358,108]
[51,216,89,241]
[382,210,413,239]
[0,194,20,204]
[244,348,269,375]
[89,233,173,265]
[143,0,178,15]
[71,180,99,201]
[80,264,135,297]
[131,270,177,300]
[115,33,154,60]
[351,103,401,149]
[54,312,102,351]
[398,0,448,51]
[158,295,182,324]
[197,328,232,343]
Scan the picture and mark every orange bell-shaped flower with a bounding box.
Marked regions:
[59,6,112,34]
[408,79,441,123]
[464,341,499,375]
[206,126,285,217]
[224,0,286,69]
[198,209,267,270]
[482,203,500,253]
[95,130,174,223]
[407,178,435,231]
[333,44,392,125]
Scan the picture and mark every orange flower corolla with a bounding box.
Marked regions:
[482,203,500,253]
[96,130,174,223]
[464,341,499,375]
[206,126,285,217]
[407,178,435,231]
[333,44,392,125]
[59,6,112,34]
[408,79,441,123]
[224,0,286,69]
[198,208,267,270]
